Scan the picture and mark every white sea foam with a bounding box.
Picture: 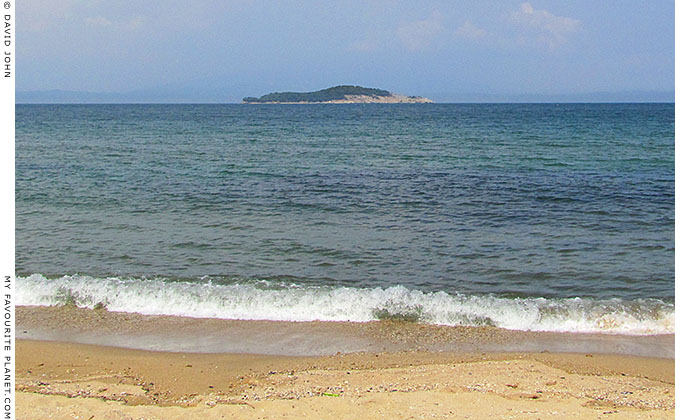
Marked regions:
[17,273,674,335]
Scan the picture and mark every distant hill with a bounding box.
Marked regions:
[242,85,432,104]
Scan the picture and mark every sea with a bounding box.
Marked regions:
[15,103,675,335]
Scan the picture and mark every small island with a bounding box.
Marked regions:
[242,85,432,104]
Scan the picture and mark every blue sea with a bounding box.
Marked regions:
[15,103,675,334]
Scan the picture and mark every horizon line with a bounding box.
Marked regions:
[15,100,675,105]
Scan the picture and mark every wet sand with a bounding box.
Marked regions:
[17,306,674,357]
[16,306,675,419]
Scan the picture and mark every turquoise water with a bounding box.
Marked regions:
[15,104,675,333]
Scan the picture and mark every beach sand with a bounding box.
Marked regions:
[16,306,675,419]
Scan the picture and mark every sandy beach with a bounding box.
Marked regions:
[16,306,674,419]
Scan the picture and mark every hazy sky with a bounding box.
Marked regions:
[19,1,674,101]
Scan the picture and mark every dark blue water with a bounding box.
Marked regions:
[15,104,675,333]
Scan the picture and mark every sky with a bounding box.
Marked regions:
[18,0,675,102]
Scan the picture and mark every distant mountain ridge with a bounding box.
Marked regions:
[242,85,432,104]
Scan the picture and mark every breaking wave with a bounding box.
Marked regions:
[17,273,674,335]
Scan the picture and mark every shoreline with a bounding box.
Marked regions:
[16,306,675,418]
[17,305,674,358]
